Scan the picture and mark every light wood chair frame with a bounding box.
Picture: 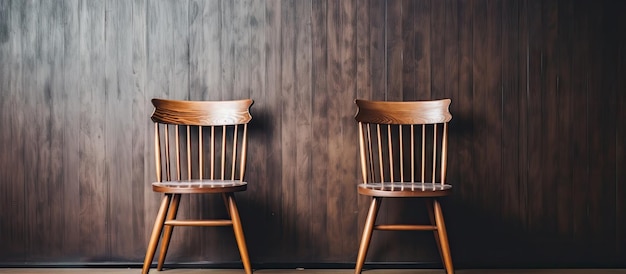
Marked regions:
[354,99,454,274]
[142,98,254,274]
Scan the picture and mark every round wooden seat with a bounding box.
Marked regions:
[357,182,452,197]
[152,179,247,194]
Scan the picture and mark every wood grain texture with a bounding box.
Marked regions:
[386,0,402,101]
[0,0,624,268]
[524,0,543,239]
[257,0,283,262]
[130,0,148,259]
[293,0,313,260]
[62,0,82,260]
[106,0,138,260]
[413,0,431,101]
[0,0,26,262]
[279,0,298,261]
[310,0,330,261]
[77,0,108,260]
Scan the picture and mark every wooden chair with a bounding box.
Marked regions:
[354,99,454,274]
[142,98,254,274]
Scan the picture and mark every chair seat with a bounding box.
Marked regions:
[358,182,452,197]
[152,179,247,194]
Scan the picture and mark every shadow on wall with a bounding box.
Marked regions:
[442,114,621,268]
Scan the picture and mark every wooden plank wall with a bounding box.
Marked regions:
[1,0,625,268]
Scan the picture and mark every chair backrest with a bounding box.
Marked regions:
[151,98,253,183]
[355,99,452,189]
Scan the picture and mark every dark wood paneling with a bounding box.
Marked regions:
[257,0,283,261]
[311,0,330,261]
[294,0,313,260]
[0,0,625,268]
[279,0,297,260]
[615,0,626,260]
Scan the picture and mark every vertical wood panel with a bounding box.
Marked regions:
[130,0,148,259]
[412,0,431,100]
[570,0,592,253]
[401,0,416,101]
[614,0,626,261]
[311,0,330,261]
[555,0,573,240]
[189,0,221,100]
[279,0,297,260]
[23,0,47,259]
[78,0,108,259]
[386,0,402,101]
[325,0,343,260]
[233,0,252,100]
[430,0,445,100]
[443,0,459,100]
[454,0,475,202]
[293,0,313,259]
[589,0,616,261]
[105,0,138,259]
[524,0,544,236]
[356,0,370,100]
[517,0,530,232]
[471,0,496,216]
[539,0,559,238]
[501,0,522,230]
[369,0,386,101]
[338,0,358,260]
[62,0,82,259]
[467,0,506,262]
[41,0,66,258]
[220,0,234,99]
[259,0,283,261]
[450,0,476,262]
[325,0,359,260]
[0,0,26,261]
[27,0,48,257]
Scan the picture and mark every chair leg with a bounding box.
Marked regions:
[433,199,454,274]
[355,197,382,274]
[142,194,172,274]
[426,199,444,263]
[226,193,252,274]
[157,194,181,270]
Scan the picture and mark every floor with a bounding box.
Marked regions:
[1,269,626,274]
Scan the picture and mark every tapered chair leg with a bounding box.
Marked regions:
[157,194,181,270]
[355,197,382,274]
[142,194,172,274]
[433,199,454,274]
[226,193,252,274]
[426,199,444,263]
